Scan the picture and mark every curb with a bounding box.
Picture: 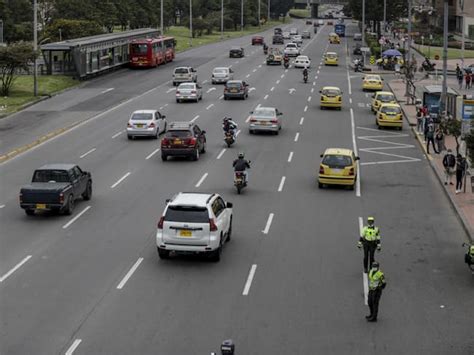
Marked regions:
[386,81,417,127]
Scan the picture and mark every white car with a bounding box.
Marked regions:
[156,192,233,261]
[318,20,324,25]
[284,43,300,57]
[291,35,303,46]
[127,110,167,140]
[282,31,291,39]
[212,67,234,84]
[294,55,311,68]
[176,82,203,103]
[290,28,298,35]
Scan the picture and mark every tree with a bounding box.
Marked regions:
[44,19,104,42]
[464,121,474,165]
[0,42,35,96]
[441,118,463,155]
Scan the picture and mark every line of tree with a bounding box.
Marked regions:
[0,0,295,43]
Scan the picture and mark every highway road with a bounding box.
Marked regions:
[1,20,473,355]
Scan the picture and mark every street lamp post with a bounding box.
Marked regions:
[0,19,4,45]
[221,0,224,39]
[268,0,270,22]
[161,0,164,35]
[189,0,193,47]
[460,0,465,68]
[258,0,261,28]
[362,0,365,41]
[404,0,412,101]
[441,0,448,115]
[241,0,244,32]
[33,0,38,97]
[383,0,387,36]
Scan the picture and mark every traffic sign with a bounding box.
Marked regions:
[370,56,375,65]
[434,54,440,60]
[360,47,370,52]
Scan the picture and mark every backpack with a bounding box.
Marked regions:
[444,154,455,168]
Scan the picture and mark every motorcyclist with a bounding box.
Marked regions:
[233,152,251,184]
[422,56,434,70]
[284,53,290,65]
[223,117,237,140]
[464,243,474,268]
[302,66,309,82]
[263,43,268,54]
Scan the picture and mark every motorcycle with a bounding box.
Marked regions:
[263,46,268,55]
[303,73,308,83]
[463,243,474,273]
[224,130,235,147]
[234,168,249,194]
[354,59,364,72]
[284,60,289,69]
[420,60,435,72]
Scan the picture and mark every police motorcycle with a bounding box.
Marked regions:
[354,58,364,72]
[463,243,474,274]
[223,117,237,148]
[211,339,235,355]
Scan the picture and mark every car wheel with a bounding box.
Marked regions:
[173,82,176,86]
[200,142,206,153]
[224,96,227,100]
[64,195,74,215]
[157,247,170,259]
[161,154,168,161]
[274,130,279,135]
[176,99,180,103]
[153,130,158,139]
[25,209,35,216]
[318,182,323,189]
[82,181,92,201]
[349,183,355,190]
[192,149,199,161]
[127,135,133,140]
[377,124,382,130]
[210,238,222,262]
[249,129,254,134]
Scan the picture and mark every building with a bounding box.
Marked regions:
[431,0,474,39]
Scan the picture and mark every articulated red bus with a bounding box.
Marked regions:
[129,36,176,68]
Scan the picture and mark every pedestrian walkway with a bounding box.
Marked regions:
[388,77,474,240]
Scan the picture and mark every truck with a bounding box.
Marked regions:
[19,164,92,216]
[334,24,346,37]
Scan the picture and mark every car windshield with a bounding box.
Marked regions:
[381,106,401,114]
[378,94,395,102]
[33,170,70,183]
[165,206,209,223]
[297,57,308,61]
[286,44,297,48]
[366,76,380,81]
[322,89,340,96]
[166,130,192,138]
[131,44,148,55]
[226,82,242,88]
[326,53,337,59]
[230,47,241,51]
[179,83,195,89]
[213,68,228,74]
[131,113,153,120]
[175,68,190,74]
[323,155,352,168]
[253,108,275,118]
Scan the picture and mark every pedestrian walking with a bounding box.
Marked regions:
[357,217,381,273]
[426,120,438,154]
[458,71,464,89]
[466,72,471,90]
[442,149,456,185]
[416,108,423,133]
[455,154,467,193]
[366,261,386,322]
[435,128,445,153]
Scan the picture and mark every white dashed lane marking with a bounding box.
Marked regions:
[242,264,257,296]
[111,172,131,189]
[0,255,32,283]
[287,151,294,162]
[195,172,208,187]
[294,132,300,142]
[79,148,96,159]
[262,213,274,234]
[299,117,304,125]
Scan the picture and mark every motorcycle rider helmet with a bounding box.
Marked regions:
[238,152,245,159]
[221,339,234,355]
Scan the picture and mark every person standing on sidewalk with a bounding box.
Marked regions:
[366,261,387,323]
[426,120,438,154]
[455,154,467,194]
[466,72,471,90]
[435,128,445,153]
[416,109,424,133]
[442,149,456,185]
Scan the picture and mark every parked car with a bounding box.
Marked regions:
[224,80,249,100]
[252,36,264,45]
[176,82,203,103]
[272,34,284,45]
[161,122,206,161]
[19,164,92,216]
[172,66,197,86]
[156,192,233,261]
[229,46,244,58]
[212,67,234,84]
[127,110,167,139]
[248,106,283,135]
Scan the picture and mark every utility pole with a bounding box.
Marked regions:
[258,0,261,28]
[33,0,38,96]
[362,0,365,41]
[241,0,244,32]
[404,0,412,101]
[221,0,224,39]
[383,0,386,36]
[441,0,448,115]
[268,0,270,21]
[460,0,465,68]
[0,19,4,45]
[189,0,193,47]
[160,0,164,35]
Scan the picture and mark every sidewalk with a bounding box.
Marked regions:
[388,77,474,240]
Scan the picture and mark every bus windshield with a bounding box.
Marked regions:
[131,44,148,55]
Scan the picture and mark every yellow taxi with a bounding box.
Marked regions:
[320,86,342,110]
[329,33,340,44]
[376,103,403,129]
[371,91,397,113]
[362,74,383,91]
[324,52,339,66]
[318,148,359,190]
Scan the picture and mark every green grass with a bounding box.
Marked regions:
[416,44,474,60]
[0,76,78,116]
[288,9,310,18]
[165,20,284,53]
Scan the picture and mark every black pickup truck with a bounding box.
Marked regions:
[19,164,92,216]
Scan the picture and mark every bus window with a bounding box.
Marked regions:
[131,43,148,55]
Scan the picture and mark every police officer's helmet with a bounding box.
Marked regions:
[238,152,245,159]
[367,216,375,224]
[371,261,379,269]
[221,339,235,355]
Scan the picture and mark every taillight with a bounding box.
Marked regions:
[157,216,164,229]
[250,118,257,123]
[270,119,278,123]
[127,122,132,127]
[321,96,325,101]
[224,87,228,92]
[19,193,23,203]
[176,91,180,94]
[349,167,355,176]
[59,193,64,204]
[149,122,155,128]
[338,97,342,101]
[161,138,169,146]
[187,137,197,146]
[209,218,218,232]
[319,165,324,174]
[191,90,196,94]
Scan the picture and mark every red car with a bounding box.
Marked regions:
[252,36,264,45]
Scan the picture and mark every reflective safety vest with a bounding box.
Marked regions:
[362,226,380,242]
[368,269,385,290]
[469,246,474,257]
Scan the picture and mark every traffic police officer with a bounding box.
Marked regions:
[366,261,386,322]
[358,216,381,273]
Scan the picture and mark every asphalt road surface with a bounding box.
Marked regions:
[1,20,473,355]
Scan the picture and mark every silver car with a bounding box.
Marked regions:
[212,67,234,84]
[127,110,167,139]
[173,67,197,86]
[292,35,303,46]
[176,82,203,103]
[248,106,283,135]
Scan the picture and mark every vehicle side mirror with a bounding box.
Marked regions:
[166,199,171,203]
[226,202,233,208]
[320,154,324,157]
[161,115,166,118]
[355,156,360,161]
[319,90,322,93]
[278,112,283,115]
[249,111,253,114]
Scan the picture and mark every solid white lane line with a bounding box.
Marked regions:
[358,217,364,235]
[262,213,274,234]
[346,68,352,95]
[363,272,369,305]
[206,104,214,110]
[307,96,312,102]
[276,79,280,84]
[145,148,160,160]
[304,105,308,112]
[79,148,96,159]
[166,88,176,93]
[350,108,361,197]
[111,172,131,189]
[246,74,250,78]
[206,87,216,93]
[277,176,286,192]
[270,87,275,91]
[242,264,257,296]
[253,68,257,72]
[311,88,314,93]
[62,206,91,229]
[349,97,353,104]
[294,132,300,142]
[264,94,269,100]
[100,88,114,94]
[217,148,226,159]
[0,255,32,283]
[219,95,224,99]
[65,339,82,355]
[281,74,285,78]
[195,172,208,187]
[299,117,304,125]
[191,115,200,122]
[112,130,124,139]
[288,151,294,162]
[117,258,144,289]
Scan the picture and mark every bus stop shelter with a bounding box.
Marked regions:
[41,28,159,79]
[422,85,459,121]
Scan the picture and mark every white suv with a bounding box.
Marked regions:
[284,43,300,57]
[156,192,233,261]
[173,67,197,86]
